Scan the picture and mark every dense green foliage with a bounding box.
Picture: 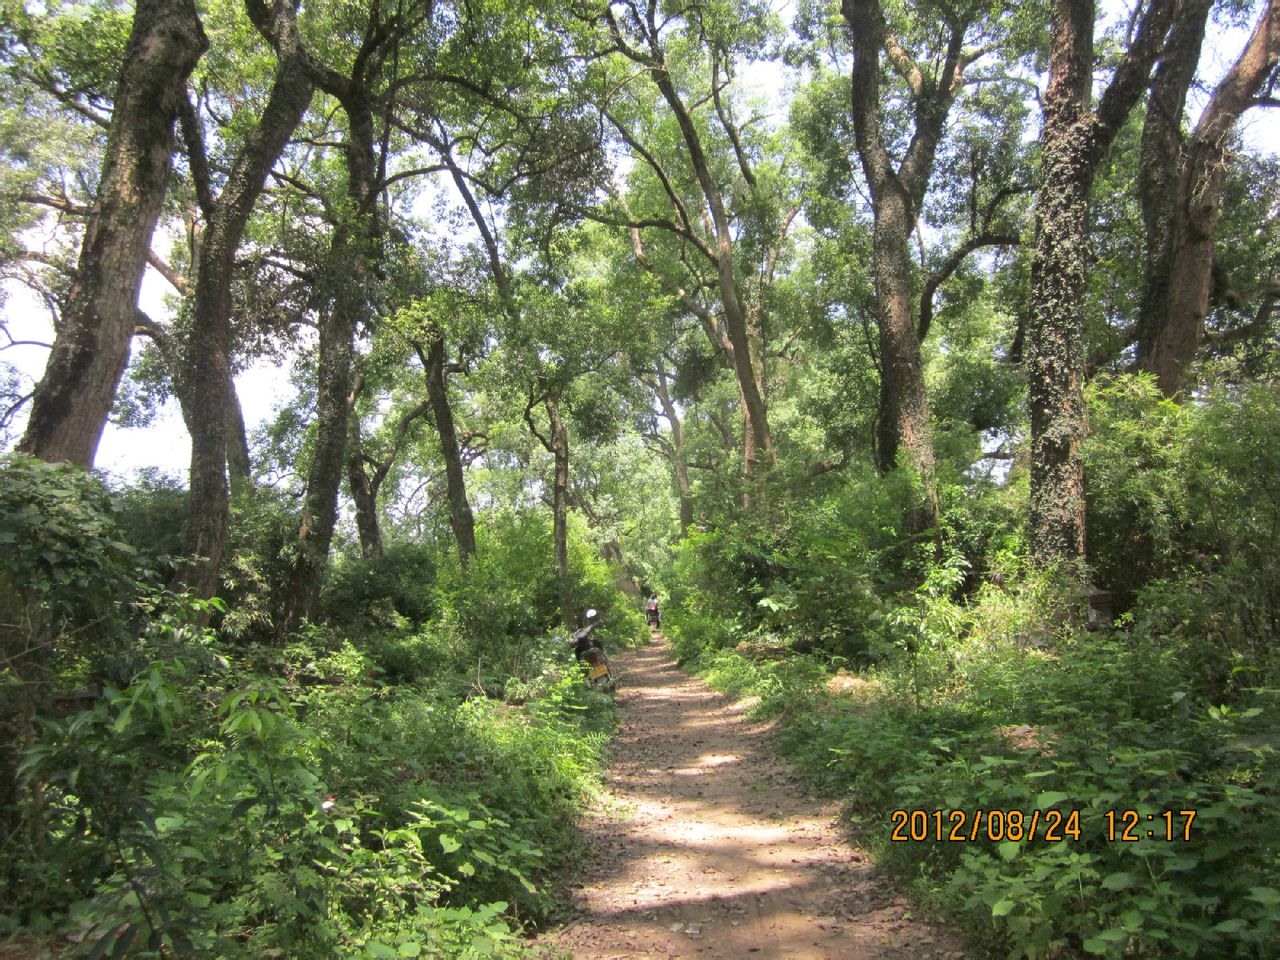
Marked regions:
[666,380,1280,959]
[3,0,1279,956]
[1,454,625,958]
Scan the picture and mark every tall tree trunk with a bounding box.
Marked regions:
[178,4,315,599]
[1028,0,1174,566]
[278,270,363,632]
[1139,0,1280,395]
[644,63,772,478]
[842,0,972,534]
[423,335,478,567]
[547,394,573,630]
[872,194,939,529]
[19,0,206,466]
[278,70,380,633]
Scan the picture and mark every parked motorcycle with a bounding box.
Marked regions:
[569,608,616,692]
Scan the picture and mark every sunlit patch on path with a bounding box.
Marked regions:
[535,635,966,959]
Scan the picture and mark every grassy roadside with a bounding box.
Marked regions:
[667,626,1280,959]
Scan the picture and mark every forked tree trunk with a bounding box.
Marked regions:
[842,0,970,534]
[345,380,430,561]
[19,0,205,466]
[1136,0,1212,373]
[134,315,252,491]
[178,4,315,599]
[647,65,773,480]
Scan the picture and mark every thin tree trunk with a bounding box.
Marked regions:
[19,0,206,466]
[424,335,477,566]
[344,376,430,562]
[652,68,773,476]
[652,366,693,534]
[1140,0,1280,395]
[227,385,252,489]
[179,4,315,599]
[547,394,573,630]
[1028,0,1174,566]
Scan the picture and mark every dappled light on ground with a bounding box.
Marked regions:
[535,637,966,958]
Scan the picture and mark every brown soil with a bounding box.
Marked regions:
[535,634,967,959]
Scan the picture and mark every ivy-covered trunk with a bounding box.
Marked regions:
[19,0,205,467]
[1028,117,1091,564]
[1028,0,1174,565]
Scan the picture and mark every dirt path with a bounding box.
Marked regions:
[535,634,966,959]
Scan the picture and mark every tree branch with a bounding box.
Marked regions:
[919,231,1021,340]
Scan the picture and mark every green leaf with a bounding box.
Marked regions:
[1100,872,1136,891]
[997,840,1021,861]
[439,833,461,854]
[397,944,422,957]
[991,898,1016,916]
[1035,791,1071,808]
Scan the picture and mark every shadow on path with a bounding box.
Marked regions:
[535,634,967,959]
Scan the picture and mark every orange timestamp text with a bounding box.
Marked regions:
[889,808,1198,843]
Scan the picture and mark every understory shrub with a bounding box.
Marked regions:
[1086,377,1280,695]
[7,624,611,957]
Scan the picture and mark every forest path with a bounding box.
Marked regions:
[535,633,966,959]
